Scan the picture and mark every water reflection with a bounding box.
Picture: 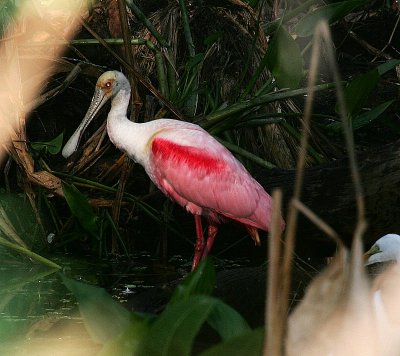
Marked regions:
[0,250,261,355]
[0,252,189,355]
[0,256,99,355]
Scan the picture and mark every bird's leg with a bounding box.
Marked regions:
[201,224,218,260]
[192,215,205,270]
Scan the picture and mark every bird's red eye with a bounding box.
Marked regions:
[105,81,112,88]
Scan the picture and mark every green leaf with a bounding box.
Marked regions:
[100,318,152,356]
[199,328,264,356]
[206,300,251,341]
[169,258,216,306]
[185,53,205,72]
[62,182,100,238]
[203,31,223,48]
[31,132,64,155]
[352,100,394,130]
[61,274,133,344]
[265,26,303,89]
[376,59,400,76]
[342,69,379,116]
[181,54,204,116]
[0,2,18,37]
[244,0,259,7]
[136,295,250,356]
[328,100,394,132]
[296,0,369,37]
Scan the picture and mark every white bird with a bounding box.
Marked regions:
[62,70,285,269]
[365,234,400,266]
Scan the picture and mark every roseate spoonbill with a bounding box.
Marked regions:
[62,71,284,269]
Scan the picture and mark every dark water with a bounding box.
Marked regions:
[0,256,100,355]
[0,250,258,355]
[0,253,168,355]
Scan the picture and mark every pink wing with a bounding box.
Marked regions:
[148,128,275,231]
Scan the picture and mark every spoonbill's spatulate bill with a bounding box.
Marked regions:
[62,71,285,270]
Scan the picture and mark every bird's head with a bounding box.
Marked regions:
[365,234,400,265]
[62,71,130,158]
[96,70,130,99]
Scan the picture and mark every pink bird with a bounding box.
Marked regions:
[62,71,285,270]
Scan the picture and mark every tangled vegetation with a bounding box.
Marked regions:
[2,0,398,263]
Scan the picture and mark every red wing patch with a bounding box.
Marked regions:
[151,137,225,173]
